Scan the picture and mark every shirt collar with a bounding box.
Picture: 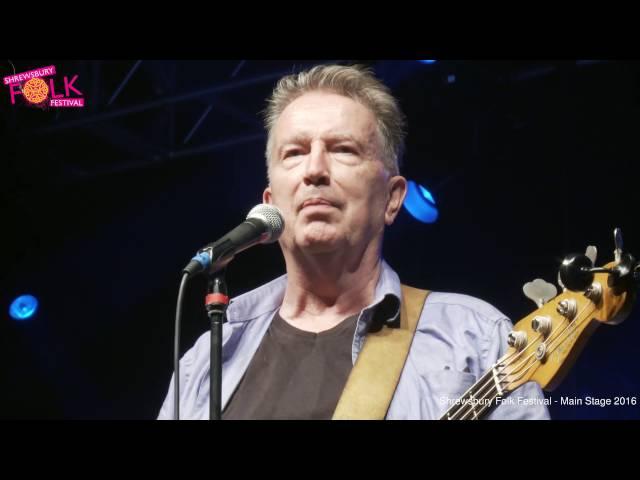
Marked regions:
[226,258,402,325]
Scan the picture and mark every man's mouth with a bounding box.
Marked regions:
[300,198,334,210]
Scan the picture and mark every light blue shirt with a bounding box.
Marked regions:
[158,260,550,420]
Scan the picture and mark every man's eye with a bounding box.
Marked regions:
[334,145,356,154]
[283,150,303,159]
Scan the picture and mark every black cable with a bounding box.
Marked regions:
[174,272,190,420]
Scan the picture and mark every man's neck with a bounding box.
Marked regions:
[279,243,382,333]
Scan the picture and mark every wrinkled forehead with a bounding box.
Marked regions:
[273,91,380,148]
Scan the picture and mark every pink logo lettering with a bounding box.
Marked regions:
[49,78,64,99]
[64,75,82,96]
[9,84,22,104]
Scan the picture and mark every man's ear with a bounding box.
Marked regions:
[263,185,272,204]
[385,176,407,225]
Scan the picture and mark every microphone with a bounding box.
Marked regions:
[183,204,285,277]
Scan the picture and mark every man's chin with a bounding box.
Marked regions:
[296,236,341,254]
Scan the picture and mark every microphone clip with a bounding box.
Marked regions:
[205,269,229,318]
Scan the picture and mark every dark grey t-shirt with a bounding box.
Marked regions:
[222,309,359,420]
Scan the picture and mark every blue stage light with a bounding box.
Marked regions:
[403,180,439,223]
[9,295,39,320]
[419,60,437,64]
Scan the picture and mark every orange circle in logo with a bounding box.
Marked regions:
[22,78,50,104]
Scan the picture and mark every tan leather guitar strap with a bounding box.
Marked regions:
[332,284,430,420]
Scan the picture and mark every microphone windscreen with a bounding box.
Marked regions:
[246,204,285,243]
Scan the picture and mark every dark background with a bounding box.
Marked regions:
[1,60,638,419]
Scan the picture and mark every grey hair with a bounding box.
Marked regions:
[263,64,407,178]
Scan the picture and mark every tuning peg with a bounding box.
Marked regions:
[523,278,558,308]
[614,228,623,263]
[610,228,639,288]
[557,271,566,292]
[559,253,596,292]
[585,245,597,266]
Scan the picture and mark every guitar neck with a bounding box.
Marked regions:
[440,365,505,420]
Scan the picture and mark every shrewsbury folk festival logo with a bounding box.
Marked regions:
[4,64,85,109]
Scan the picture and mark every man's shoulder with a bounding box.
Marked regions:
[411,291,517,374]
[422,290,510,328]
[226,273,287,323]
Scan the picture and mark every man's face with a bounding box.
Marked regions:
[263,91,406,255]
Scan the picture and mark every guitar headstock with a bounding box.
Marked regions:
[498,230,638,394]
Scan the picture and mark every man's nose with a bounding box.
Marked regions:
[303,143,330,186]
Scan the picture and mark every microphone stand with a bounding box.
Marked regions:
[204,268,229,420]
